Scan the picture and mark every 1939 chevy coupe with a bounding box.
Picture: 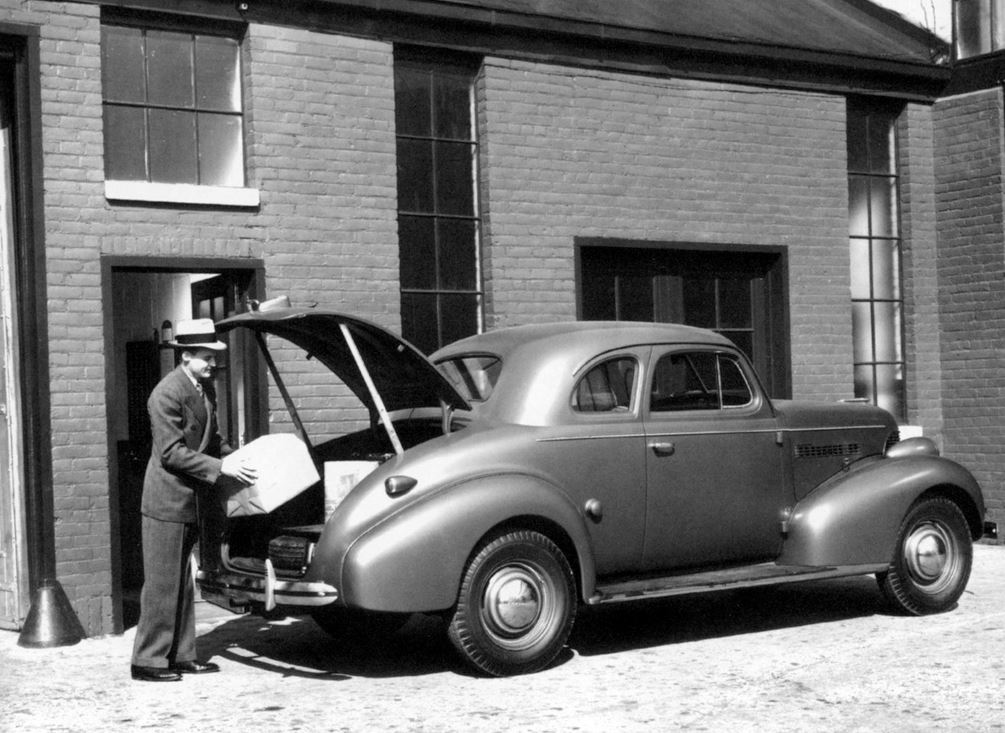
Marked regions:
[198,306,997,676]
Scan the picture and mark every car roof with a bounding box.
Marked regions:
[433,321,739,426]
[434,321,734,364]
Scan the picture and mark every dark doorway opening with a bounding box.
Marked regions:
[577,240,790,399]
[102,258,265,631]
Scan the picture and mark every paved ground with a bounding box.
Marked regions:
[2,545,1004,732]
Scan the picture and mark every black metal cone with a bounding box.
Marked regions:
[17,579,86,648]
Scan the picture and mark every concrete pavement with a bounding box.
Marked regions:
[2,545,1004,732]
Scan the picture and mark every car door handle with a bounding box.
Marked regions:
[649,441,675,457]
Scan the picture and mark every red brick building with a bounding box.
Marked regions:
[0,0,1000,638]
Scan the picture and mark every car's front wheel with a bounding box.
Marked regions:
[877,496,972,615]
[448,530,576,677]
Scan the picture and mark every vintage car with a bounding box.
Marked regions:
[198,305,997,677]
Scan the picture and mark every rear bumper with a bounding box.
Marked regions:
[197,565,338,612]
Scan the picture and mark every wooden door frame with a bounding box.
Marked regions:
[100,256,265,631]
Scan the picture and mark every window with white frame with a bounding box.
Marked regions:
[847,98,905,419]
[101,18,256,206]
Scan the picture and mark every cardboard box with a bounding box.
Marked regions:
[221,434,321,517]
[324,460,379,519]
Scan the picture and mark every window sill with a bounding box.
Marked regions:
[104,180,260,207]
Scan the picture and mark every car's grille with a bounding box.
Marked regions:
[794,442,862,459]
[268,535,314,577]
[885,430,901,451]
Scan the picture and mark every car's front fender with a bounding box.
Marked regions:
[780,454,985,567]
[336,473,596,613]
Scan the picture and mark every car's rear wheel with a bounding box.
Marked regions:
[877,496,972,615]
[448,530,576,677]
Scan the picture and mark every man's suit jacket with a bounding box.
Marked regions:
[142,365,233,523]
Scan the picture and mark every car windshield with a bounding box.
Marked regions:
[436,355,502,403]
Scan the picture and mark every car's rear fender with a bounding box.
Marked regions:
[780,454,985,567]
[336,474,596,613]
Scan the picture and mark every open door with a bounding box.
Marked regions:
[0,58,27,630]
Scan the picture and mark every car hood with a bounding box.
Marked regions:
[216,308,469,414]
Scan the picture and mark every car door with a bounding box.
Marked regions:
[641,346,786,571]
[530,349,649,577]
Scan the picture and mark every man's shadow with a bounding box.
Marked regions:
[195,574,892,679]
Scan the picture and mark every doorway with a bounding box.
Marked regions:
[577,240,791,399]
[102,258,264,629]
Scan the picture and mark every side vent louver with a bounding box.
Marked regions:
[795,443,862,459]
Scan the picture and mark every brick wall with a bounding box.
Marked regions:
[478,59,853,402]
[933,89,1005,526]
[32,4,399,634]
[899,103,945,439]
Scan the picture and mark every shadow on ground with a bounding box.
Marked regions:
[194,574,888,679]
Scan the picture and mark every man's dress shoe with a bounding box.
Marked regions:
[169,660,220,674]
[131,665,182,682]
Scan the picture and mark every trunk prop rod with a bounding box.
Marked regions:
[340,323,405,456]
[254,331,315,457]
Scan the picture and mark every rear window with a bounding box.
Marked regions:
[437,355,502,403]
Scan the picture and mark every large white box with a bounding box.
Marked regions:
[220,434,321,517]
[324,460,379,519]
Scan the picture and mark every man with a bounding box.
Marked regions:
[130,318,257,682]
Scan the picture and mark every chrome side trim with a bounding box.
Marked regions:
[538,424,889,443]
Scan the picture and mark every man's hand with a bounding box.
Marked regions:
[221,453,258,485]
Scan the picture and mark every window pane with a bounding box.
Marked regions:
[849,239,871,299]
[146,31,194,108]
[617,274,654,321]
[852,301,874,362]
[433,73,472,140]
[854,364,873,401]
[401,292,439,354]
[198,113,244,186]
[573,358,636,412]
[102,25,146,104]
[434,141,474,216]
[869,177,896,238]
[846,105,867,170]
[439,293,478,347]
[683,279,716,328]
[719,356,752,407]
[148,109,197,183]
[103,105,147,180]
[870,239,899,300]
[394,67,432,137]
[875,364,904,416]
[196,35,240,112]
[723,330,753,360]
[398,215,437,289]
[872,301,902,363]
[718,278,751,328]
[848,175,870,236]
[867,116,894,174]
[396,138,434,212]
[438,218,478,290]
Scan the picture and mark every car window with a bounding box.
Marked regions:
[572,357,636,413]
[649,351,752,412]
[437,355,502,403]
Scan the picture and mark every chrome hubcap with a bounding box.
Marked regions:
[903,521,955,589]
[481,563,554,649]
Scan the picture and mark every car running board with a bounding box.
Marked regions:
[588,561,888,605]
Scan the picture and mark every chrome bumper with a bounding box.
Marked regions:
[197,564,338,612]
